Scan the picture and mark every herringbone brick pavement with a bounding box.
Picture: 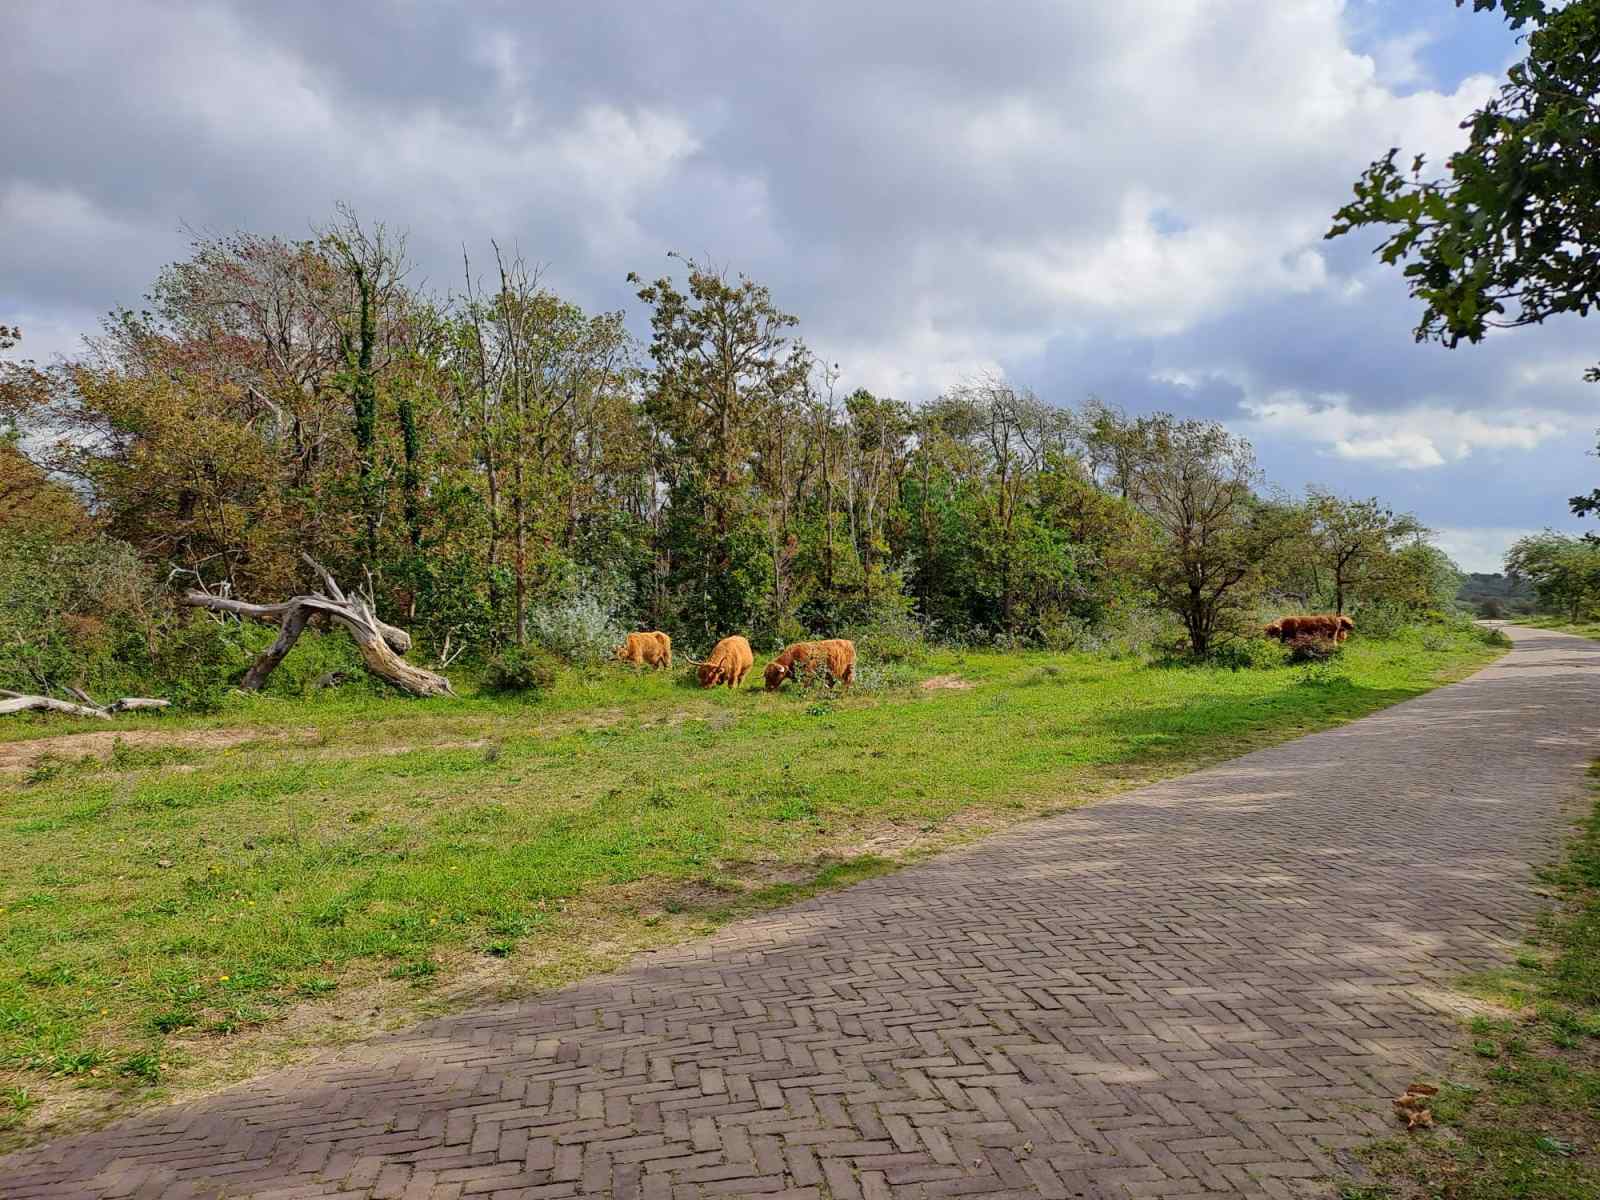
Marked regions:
[5,624,1596,1199]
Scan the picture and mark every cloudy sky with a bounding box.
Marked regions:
[4,1,1595,570]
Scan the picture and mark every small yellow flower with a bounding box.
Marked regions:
[219,975,230,982]
[247,901,255,906]
[100,1008,108,1015]
[429,917,438,925]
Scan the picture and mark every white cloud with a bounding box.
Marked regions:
[1369,30,1435,90]
[1237,393,1574,469]
[6,0,1512,398]
[1432,527,1544,574]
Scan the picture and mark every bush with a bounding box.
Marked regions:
[1071,605,1174,661]
[1347,601,1410,640]
[483,644,561,695]
[843,608,930,665]
[144,612,248,711]
[1202,637,1285,671]
[1286,634,1341,664]
[524,575,627,665]
[262,626,371,697]
[0,532,162,694]
[848,661,919,692]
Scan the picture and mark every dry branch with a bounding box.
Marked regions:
[0,690,171,719]
[179,556,451,697]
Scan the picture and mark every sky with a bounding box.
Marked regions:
[3,0,1595,572]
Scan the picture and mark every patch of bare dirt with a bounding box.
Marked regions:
[919,674,973,691]
[844,808,1006,859]
[0,728,315,776]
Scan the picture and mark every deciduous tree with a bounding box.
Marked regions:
[1328,0,1600,522]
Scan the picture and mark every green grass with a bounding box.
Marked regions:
[1351,763,1600,1199]
[0,622,1501,1143]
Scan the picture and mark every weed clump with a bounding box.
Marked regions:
[1286,634,1341,665]
[483,645,560,696]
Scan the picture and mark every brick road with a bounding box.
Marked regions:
[6,624,1598,1199]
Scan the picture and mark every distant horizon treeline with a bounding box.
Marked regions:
[1,210,1470,695]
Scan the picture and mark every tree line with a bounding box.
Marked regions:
[0,213,1458,696]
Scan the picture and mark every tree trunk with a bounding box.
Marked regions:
[512,461,527,644]
[398,388,423,554]
[241,605,313,690]
[181,555,451,697]
[349,265,381,568]
[0,691,170,719]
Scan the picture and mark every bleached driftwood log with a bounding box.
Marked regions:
[0,690,171,719]
[180,555,453,697]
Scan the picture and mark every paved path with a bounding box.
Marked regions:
[7,625,1599,1200]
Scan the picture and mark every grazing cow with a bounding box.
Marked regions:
[694,635,754,689]
[764,641,817,690]
[817,637,857,686]
[615,631,673,669]
[1264,614,1353,643]
[764,638,857,690]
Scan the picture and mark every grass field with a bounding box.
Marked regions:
[0,623,1504,1146]
[1348,762,1600,1200]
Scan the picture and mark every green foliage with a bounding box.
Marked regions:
[1329,1,1599,357]
[1350,600,1412,640]
[483,644,561,695]
[0,532,160,694]
[1286,634,1341,665]
[1204,637,1287,671]
[1329,0,1600,528]
[524,569,628,665]
[1303,489,1427,614]
[1,216,1471,702]
[1507,532,1600,620]
[1131,416,1290,656]
[843,607,931,666]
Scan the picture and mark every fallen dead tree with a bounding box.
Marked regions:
[181,555,453,697]
[0,690,171,719]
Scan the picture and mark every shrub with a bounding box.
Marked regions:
[1286,634,1341,664]
[1199,637,1284,671]
[0,532,162,694]
[844,661,918,693]
[1072,605,1175,661]
[483,644,561,695]
[143,611,254,711]
[843,608,930,665]
[1346,601,1409,640]
[524,573,627,665]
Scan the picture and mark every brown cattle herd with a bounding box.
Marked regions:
[613,631,858,690]
[612,613,1351,691]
